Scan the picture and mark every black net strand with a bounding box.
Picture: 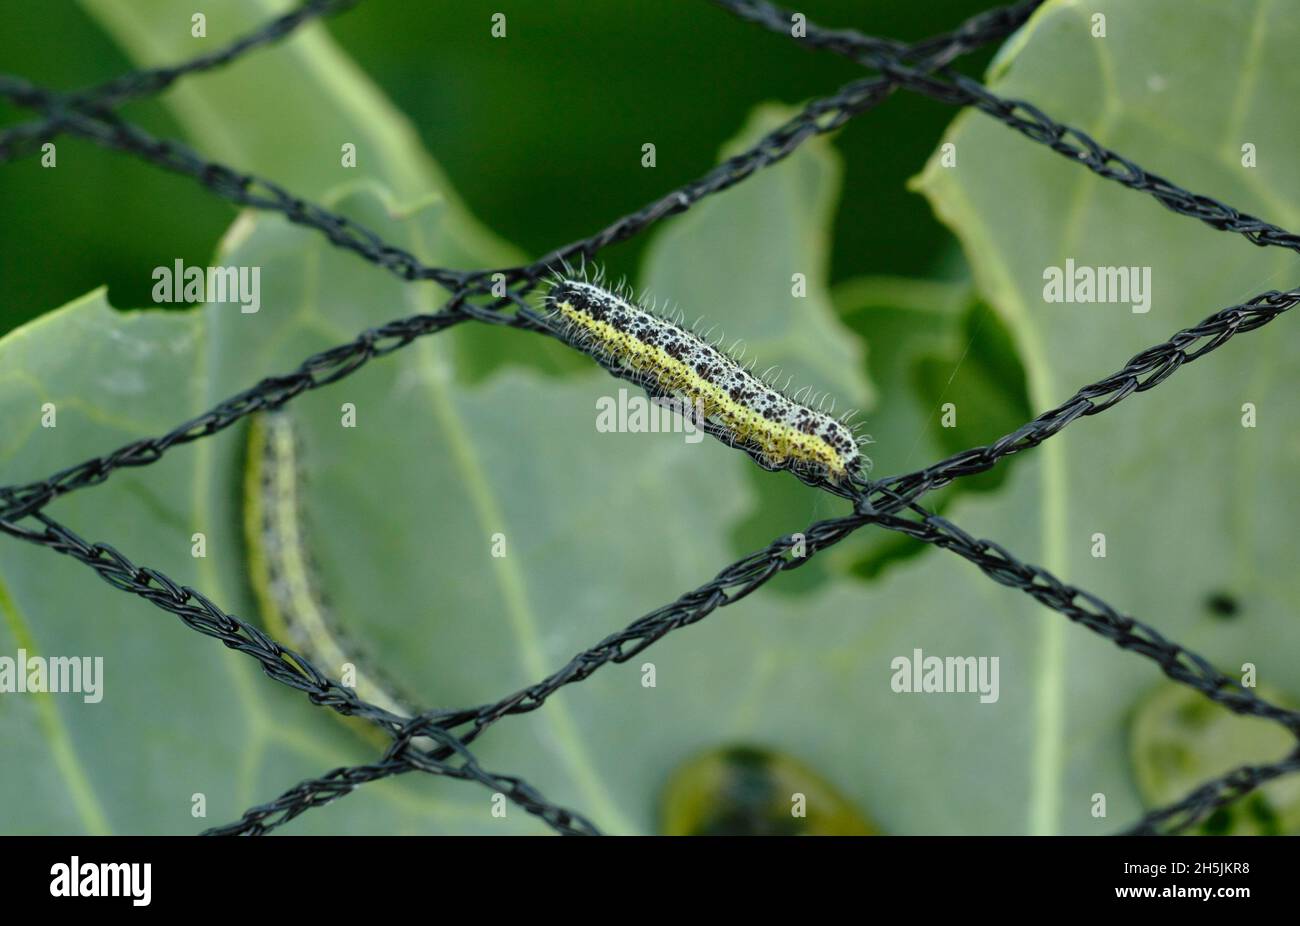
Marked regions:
[0,512,598,836]
[716,0,1300,256]
[1120,749,1300,836]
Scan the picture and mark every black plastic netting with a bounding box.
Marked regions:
[1,0,1298,836]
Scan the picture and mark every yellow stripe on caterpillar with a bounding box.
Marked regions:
[544,277,868,480]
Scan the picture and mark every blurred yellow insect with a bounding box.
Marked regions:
[243,411,415,745]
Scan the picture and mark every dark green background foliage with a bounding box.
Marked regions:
[0,0,1001,325]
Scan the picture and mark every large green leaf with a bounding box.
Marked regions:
[896,0,1300,833]
[80,0,466,207]
[0,38,894,829]
[8,0,1294,838]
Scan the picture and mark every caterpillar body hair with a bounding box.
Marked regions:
[543,274,869,481]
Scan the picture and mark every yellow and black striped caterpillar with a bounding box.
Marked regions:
[243,411,416,744]
[545,275,869,480]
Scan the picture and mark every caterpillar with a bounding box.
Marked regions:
[243,411,417,745]
[543,274,869,481]
[660,745,879,835]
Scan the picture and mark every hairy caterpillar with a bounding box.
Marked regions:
[243,412,416,744]
[544,274,868,480]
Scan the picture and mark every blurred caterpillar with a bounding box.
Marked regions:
[243,411,416,745]
[544,275,868,481]
[660,745,879,836]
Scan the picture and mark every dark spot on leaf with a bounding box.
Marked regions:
[1205,591,1240,619]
